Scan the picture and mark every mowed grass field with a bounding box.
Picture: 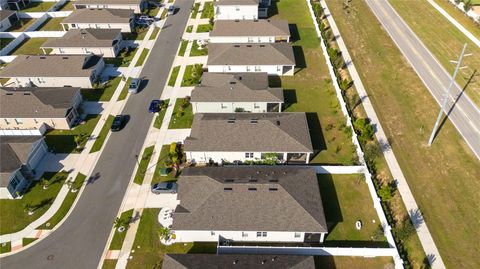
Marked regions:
[432,0,480,40]
[324,0,480,268]
[389,0,480,107]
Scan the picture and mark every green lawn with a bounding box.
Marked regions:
[145,6,160,16]
[0,171,68,235]
[0,242,11,253]
[102,259,117,269]
[271,0,355,165]
[126,208,216,269]
[190,3,200,18]
[117,77,132,101]
[200,2,214,19]
[9,38,48,55]
[149,27,160,40]
[390,0,480,107]
[167,66,180,86]
[168,98,193,129]
[325,0,480,267]
[178,40,188,56]
[109,209,134,250]
[185,25,193,33]
[38,174,86,230]
[57,1,74,11]
[8,18,35,32]
[44,114,101,153]
[318,174,386,247]
[0,38,14,50]
[105,47,138,67]
[160,9,168,20]
[81,76,122,101]
[90,115,115,153]
[180,64,202,86]
[196,23,212,33]
[190,40,208,56]
[22,238,37,247]
[153,99,170,129]
[152,145,177,184]
[22,1,55,12]
[135,48,149,67]
[134,145,155,185]
[37,17,64,31]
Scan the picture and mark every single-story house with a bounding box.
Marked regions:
[172,166,328,243]
[0,54,105,88]
[73,0,147,14]
[209,19,290,43]
[41,29,123,58]
[184,113,313,164]
[61,8,135,33]
[0,135,47,199]
[163,254,316,269]
[0,9,18,31]
[190,72,283,113]
[0,87,83,130]
[207,43,295,76]
[214,0,263,20]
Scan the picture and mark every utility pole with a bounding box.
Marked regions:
[428,43,469,146]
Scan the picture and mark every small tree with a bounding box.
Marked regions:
[353,118,375,144]
[394,220,416,241]
[40,178,49,189]
[464,0,472,12]
[262,153,279,165]
[114,217,130,232]
[378,184,394,201]
[158,227,171,241]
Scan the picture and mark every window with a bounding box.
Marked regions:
[246,66,251,71]
[277,66,281,71]
[235,6,240,11]
[210,231,215,236]
[254,103,260,109]
[245,152,254,158]
[221,103,227,109]
[4,119,10,125]
[242,232,248,237]
[15,118,23,124]
[59,48,65,54]
[263,232,267,237]
[294,232,301,238]
[255,66,261,71]
[256,232,267,237]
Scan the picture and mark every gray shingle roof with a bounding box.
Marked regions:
[207,43,295,66]
[0,87,80,118]
[215,0,259,5]
[210,19,290,37]
[163,254,316,269]
[74,0,142,5]
[191,73,283,103]
[62,8,133,24]
[0,10,16,20]
[0,136,41,174]
[173,166,327,233]
[184,113,313,152]
[0,54,102,78]
[41,29,121,49]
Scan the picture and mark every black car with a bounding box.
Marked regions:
[111,115,127,131]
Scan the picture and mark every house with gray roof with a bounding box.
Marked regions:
[0,135,47,199]
[214,0,269,20]
[73,0,147,14]
[171,166,327,244]
[0,54,105,88]
[41,29,123,58]
[207,43,295,76]
[163,254,316,269]
[61,8,135,33]
[190,72,283,113]
[210,19,290,43]
[0,87,82,131]
[184,113,313,164]
[0,9,19,31]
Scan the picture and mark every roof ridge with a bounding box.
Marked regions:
[267,114,312,152]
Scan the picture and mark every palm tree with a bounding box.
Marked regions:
[114,217,130,232]
[40,178,49,189]
[158,227,171,241]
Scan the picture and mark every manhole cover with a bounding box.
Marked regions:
[47,255,54,260]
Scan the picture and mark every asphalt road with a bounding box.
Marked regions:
[0,1,193,268]
[365,0,480,160]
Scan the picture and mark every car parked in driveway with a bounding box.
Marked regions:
[149,99,162,113]
[128,78,142,94]
[111,115,128,131]
[151,182,177,194]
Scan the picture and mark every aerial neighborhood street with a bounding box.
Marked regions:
[0,0,478,269]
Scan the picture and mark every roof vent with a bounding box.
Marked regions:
[225,179,234,183]
[23,92,31,95]
[260,45,265,47]
[233,259,238,264]
[276,120,280,126]
[229,81,236,84]
[249,179,257,182]
[234,19,240,22]
[246,45,252,47]
[227,117,235,124]
[250,119,258,124]
[39,56,46,59]
[62,56,69,59]
[248,187,257,191]
[269,179,278,182]
[238,76,242,80]
[269,188,278,191]
[6,93,13,95]
[224,187,233,191]
[262,260,266,264]
[234,45,240,48]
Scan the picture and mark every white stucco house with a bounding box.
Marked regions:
[0,54,105,88]
[209,19,290,43]
[214,0,261,20]
[184,112,313,164]
[73,0,147,14]
[0,87,83,130]
[61,8,135,33]
[41,29,123,58]
[0,136,47,199]
[207,43,295,76]
[191,72,284,113]
[171,167,328,244]
[0,10,18,31]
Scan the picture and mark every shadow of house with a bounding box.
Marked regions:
[293,46,306,74]
[282,89,297,110]
[317,174,342,234]
[306,112,326,160]
[289,24,300,43]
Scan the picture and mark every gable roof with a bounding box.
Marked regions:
[42,29,121,49]
[215,0,259,6]
[190,72,283,103]
[0,54,102,78]
[208,43,295,66]
[163,254,316,269]
[74,0,142,5]
[0,10,16,20]
[62,8,133,24]
[0,87,80,118]
[184,113,313,153]
[173,166,327,233]
[210,19,290,37]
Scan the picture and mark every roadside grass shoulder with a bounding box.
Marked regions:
[117,77,132,101]
[0,242,11,253]
[153,99,170,129]
[190,3,200,18]
[167,66,180,86]
[90,115,115,153]
[109,209,134,250]
[135,48,150,67]
[168,98,193,129]
[133,145,155,185]
[178,40,188,56]
[22,238,37,247]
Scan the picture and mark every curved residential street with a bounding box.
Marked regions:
[366,0,480,160]
[0,0,193,268]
